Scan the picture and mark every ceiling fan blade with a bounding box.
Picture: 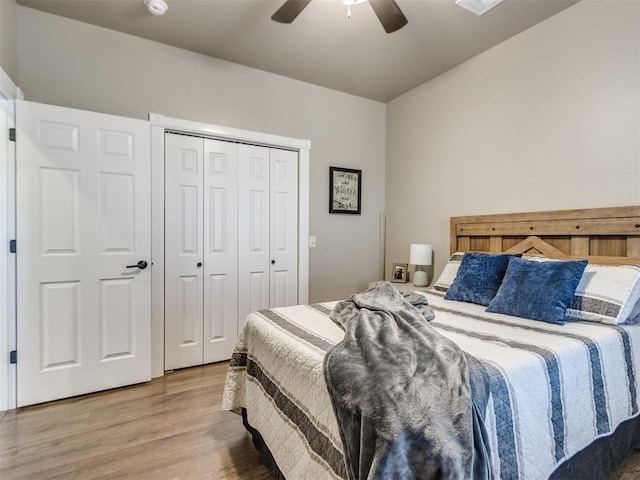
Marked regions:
[368,0,408,33]
[271,0,313,23]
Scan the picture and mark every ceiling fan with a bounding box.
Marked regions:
[271,0,408,34]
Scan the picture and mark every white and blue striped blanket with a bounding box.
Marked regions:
[222,288,640,480]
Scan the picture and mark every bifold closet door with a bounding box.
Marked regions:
[269,148,299,309]
[202,139,238,364]
[165,134,239,370]
[238,145,298,331]
[165,134,204,370]
[238,145,269,330]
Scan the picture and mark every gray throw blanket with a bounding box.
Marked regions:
[324,281,492,480]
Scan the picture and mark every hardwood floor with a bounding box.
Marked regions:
[1,361,639,480]
[0,362,271,480]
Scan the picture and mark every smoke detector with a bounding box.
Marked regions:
[455,0,504,16]
[144,0,168,16]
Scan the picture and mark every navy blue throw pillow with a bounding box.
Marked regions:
[486,257,588,325]
[444,253,521,306]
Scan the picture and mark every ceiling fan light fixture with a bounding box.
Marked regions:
[455,0,504,16]
[144,0,168,16]
[343,0,366,18]
[272,0,407,33]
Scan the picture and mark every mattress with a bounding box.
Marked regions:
[222,289,640,479]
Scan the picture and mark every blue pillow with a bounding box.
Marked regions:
[486,257,588,325]
[445,253,521,306]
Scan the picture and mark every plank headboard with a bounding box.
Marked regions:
[450,206,640,266]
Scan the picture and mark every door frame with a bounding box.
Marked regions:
[0,67,22,411]
[148,114,310,378]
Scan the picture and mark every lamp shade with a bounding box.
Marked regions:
[409,244,432,266]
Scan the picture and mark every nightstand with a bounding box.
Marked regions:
[392,283,431,293]
[368,281,431,293]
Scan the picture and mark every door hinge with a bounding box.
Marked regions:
[9,239,16,253]
[8,128,15,142]
[9,350,16,364]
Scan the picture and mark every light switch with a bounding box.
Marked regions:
[309,236,317,248]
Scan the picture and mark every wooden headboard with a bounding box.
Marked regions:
[450,206,640,266]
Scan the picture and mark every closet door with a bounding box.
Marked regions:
[238,146,299,331]
[270,149,298,308]
[164,134,204,370]
[238,145,270,330]
[203,139,238,363]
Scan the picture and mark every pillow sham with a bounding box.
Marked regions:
[433,252,464,292]
[528,257,640,325]
[486,257,588,325]
[444,252,521,306]
[567,264,640,325]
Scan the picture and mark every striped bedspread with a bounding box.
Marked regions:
[222,289,640,480]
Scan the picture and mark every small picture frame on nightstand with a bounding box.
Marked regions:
[391,263,408,283]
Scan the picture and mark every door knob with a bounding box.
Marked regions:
[197,262,203,267]
[126,260,148,270]
[271,259,276,264]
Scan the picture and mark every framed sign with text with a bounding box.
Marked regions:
[329,167,362,214]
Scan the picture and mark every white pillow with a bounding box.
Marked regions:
[433,252,464,292]
[529,256,640,325]
[568,264,640,325]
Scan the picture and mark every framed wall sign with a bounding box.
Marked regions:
[329,166,362,214]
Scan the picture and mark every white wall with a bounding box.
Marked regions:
[385,0,640,283]
[0,0,18,84]
[0,87,17,411]
[0,0,19,412]
[17,7,386,302]
[17,1,639,299]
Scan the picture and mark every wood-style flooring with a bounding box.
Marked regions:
[0,362,271,480]
[1,361,639,480]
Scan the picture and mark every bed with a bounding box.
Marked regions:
[222,205,640,479]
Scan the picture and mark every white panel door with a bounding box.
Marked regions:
[238,145,270,331]
[269,149,298,308]
[16,100,151,407]
[164,134,204,370]
[203,139,238,363]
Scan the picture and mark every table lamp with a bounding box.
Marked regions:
[410,244,432,287]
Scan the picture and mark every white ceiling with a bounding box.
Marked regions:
[17,0,580,102]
